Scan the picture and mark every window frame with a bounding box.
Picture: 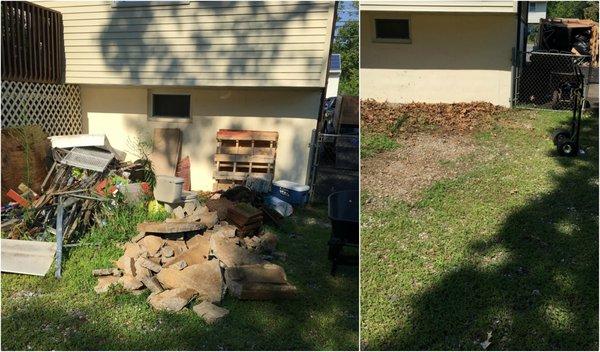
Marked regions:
[529,2,537,12]
[372,17,412,44]
[148,91,192,123]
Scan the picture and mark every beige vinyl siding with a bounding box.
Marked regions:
[361,0,517,13]
[35,1,335,87]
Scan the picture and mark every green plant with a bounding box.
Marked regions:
[361,133,400,158]
[332,1,358,96]
[127,134,156,187]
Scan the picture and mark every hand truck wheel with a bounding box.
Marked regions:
[552,130,570,146]
[557,141,577,157]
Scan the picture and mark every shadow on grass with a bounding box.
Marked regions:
[374,114,598,350]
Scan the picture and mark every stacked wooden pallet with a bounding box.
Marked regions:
[213,129,278,191]
[227,203,263,237]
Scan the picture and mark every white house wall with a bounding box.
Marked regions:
[360,11,516,107]
[80,86,320,191]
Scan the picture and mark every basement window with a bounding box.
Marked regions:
[374,18,411,43]
[151,94,191,119]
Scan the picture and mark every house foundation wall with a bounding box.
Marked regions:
[80,85,320,191]
[360,11,517,107]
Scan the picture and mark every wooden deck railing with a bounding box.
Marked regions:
[1,1,64,84]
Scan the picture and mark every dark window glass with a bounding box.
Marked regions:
[375,19,410,40]
[330,54,341,71]
[152,94,190,118]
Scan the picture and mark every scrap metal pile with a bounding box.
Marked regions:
[538,18,599,66]
[93,199,295,325]
[3,135,149,242]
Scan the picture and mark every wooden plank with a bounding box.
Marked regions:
[213,172,273,182]
[216,146,276,156]
[150,128,181,176]
[217,129,278,142]
[214,154,274,163]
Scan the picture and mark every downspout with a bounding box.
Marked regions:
[511,1,528,107]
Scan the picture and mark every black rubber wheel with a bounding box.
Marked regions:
[557,141,577,156]
[552,130,570,146]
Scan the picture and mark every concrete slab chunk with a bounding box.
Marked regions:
[259,232,279,253]
[138,235,164,256]
[156,261,223,303]
[115,255,136,276]
[141,276,164,294]
[193,301,229,324]
[224,263,288,284]
[161,245,174,258]
[169,260,188,270]
[165,236,211,267]
[200,211,219,228]
[94,276,120,294]
[137,221,205,235]
[227,281,297,300]
[1,239,56,276]
[147,287,196,312]
[92,268,121,277]
[183,201,196,216]
[165,240,187,256]
[137,257,161,273]
[173,206,185,220]
[119,275,143,291]
[124,242,145,258]
[134,258,151,280]
[210,232,263,268]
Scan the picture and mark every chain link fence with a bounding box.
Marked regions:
[308,132,359,203]
[514,51,593,110]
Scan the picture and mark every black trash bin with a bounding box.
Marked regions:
[327,190,359,274]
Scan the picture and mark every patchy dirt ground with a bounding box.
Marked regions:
[361,132,477,207]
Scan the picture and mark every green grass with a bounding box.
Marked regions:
[361,133,400,158]
[361,109,599,350]
[1,203,358,350]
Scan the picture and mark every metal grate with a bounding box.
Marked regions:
[1,80,82,136]
[60,147,114,172]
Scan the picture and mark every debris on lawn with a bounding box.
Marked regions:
[361,99,507,135]
[1,133,152,242]
[92,191,298,323]
[3,127,312,324]
[1,132,153,277]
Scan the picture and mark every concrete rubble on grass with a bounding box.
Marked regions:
[92,198,296,323]
[193,301,230,324]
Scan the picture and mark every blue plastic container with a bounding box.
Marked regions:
[270,180,310,205]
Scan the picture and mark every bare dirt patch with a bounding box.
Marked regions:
[361,132,477,208]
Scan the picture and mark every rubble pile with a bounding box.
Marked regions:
[2,143,151,241]
[93,200,296,324]
[361,99,507,135]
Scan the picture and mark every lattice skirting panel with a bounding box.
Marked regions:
[1,80,82,136]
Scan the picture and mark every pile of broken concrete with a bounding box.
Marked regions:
[93,203,296,325]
